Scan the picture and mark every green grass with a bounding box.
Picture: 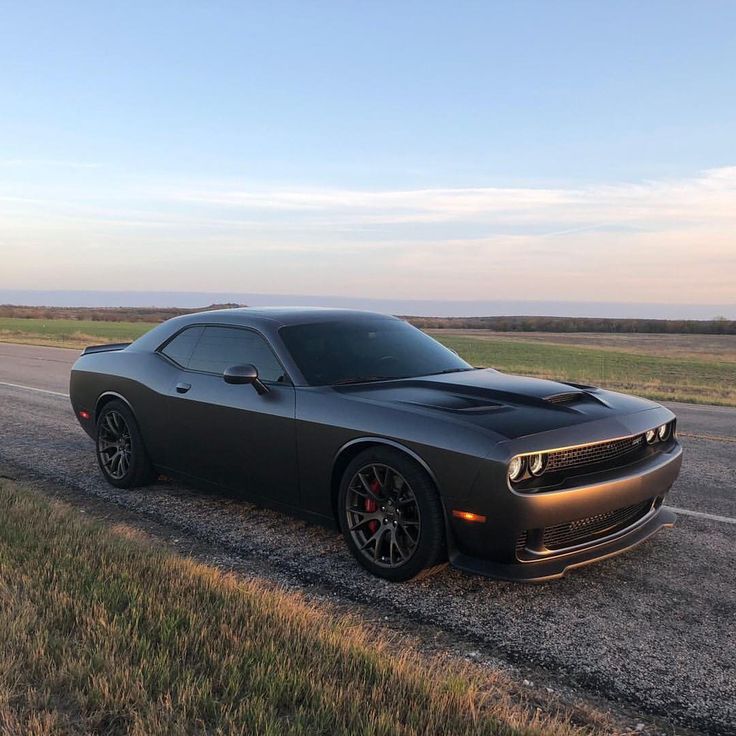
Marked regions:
[1,315,733,407]
[430,331,736,407]
[0,317,154,348]
[0,479,597,736]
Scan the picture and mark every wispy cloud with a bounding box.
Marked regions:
[168,166,736,229]
[1,167,735,303]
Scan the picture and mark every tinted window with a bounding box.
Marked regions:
[160,325,204,367]
[279,319,472,386]
[188,326,285,382]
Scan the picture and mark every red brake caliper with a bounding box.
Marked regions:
[365,479,380,534]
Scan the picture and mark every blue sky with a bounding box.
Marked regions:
[1,1,735,307]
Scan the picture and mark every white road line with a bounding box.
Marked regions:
[2,379,736,526]
[0,381,69,398]
[665,506,736,525]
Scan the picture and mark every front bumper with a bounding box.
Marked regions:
[446,441,683,582]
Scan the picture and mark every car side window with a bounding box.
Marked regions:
[159,325,204,368]
[187,326,286,383]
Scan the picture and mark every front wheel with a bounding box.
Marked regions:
[96,400,155,488]
[338,447,447,581]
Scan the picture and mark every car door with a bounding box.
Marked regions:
[159,324,299,506]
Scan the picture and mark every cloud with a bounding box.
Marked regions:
[1,166,735,303]
[168,166,736,231]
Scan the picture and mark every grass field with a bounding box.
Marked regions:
[435,329,736,363]
[0,479,596,736]
[0,317,153,349]
[430,330,736,407]
[1,316,734,407]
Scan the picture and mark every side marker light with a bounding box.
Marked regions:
[452,510,487,523]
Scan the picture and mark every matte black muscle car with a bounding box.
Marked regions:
[70,308,682,581]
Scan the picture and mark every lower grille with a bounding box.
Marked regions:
[515,532,528,555]
[516,498,655,556]
[542,499,653,550]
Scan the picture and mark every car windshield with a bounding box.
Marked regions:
[279,318,473,386]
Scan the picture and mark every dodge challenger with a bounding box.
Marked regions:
[70,307,683,581]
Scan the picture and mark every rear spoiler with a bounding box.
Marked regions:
[81,342,132,356]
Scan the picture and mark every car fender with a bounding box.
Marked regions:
[333,436,440,487]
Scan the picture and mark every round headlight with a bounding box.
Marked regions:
[645,429,657,444]
[508,455,525,482]
[528,453,546,476]
[657,423,670,441]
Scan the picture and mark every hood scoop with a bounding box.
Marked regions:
[339,369,615,418]
[543,388,611,409]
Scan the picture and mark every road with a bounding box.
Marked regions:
[1,342,734,734]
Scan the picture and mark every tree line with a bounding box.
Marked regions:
[404,315,736,334]
[0,304,243,323]
[2,304,735,334]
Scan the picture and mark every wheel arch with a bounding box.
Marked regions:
[95,391,137,422]
[330,437,441,523]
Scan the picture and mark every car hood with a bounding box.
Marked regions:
[334,368,660,440]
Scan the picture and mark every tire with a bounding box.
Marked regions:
[338,447,447,582]
[96,400,155,489]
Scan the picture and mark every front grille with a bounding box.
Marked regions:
[542,499,653,550]
[545,435,645,473]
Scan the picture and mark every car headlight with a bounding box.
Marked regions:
[645,429,657,444]
[508,455,525,482]
[657,423,671,441]
[528,453,546,476]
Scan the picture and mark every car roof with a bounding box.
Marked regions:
[127,306,402,364]
[182,306,399,327]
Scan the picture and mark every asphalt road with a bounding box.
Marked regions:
[1,342,734,734]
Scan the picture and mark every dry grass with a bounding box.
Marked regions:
[0,479,602,736]
[0,332,132,350]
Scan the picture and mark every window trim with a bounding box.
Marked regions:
[157,324,205,370]
[156,323,292,386]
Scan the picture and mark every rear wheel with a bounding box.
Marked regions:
[338,447,447,581]
[96,400,155,488]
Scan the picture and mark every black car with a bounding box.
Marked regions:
[70,308,683,581]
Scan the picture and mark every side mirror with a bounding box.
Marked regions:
[223,364,269,395]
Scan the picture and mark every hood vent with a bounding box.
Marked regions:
[545,392,585,405]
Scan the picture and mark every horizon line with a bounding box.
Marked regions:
[1,289,735,321]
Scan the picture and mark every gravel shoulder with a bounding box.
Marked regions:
[0,383,734,735]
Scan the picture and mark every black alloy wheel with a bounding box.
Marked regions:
[96,400,154,488]
[339,447,446,581]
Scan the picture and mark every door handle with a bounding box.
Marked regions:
[175,382,191,394]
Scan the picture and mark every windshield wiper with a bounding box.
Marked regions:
[332,376,394,385]
[334,369,474,385]
[431,368,476,375]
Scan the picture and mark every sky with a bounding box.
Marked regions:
[1,1,735,312]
